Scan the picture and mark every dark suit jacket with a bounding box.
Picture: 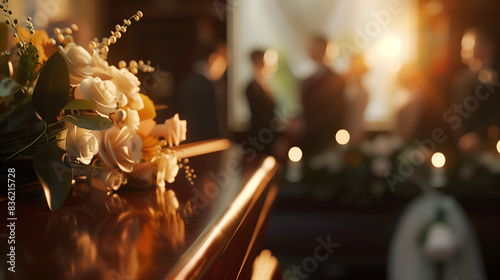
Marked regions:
[246,79,275,136]
[301,66,346,150]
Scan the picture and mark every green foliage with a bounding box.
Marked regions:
[15,43,40,86]
[60,114,113,130]
[62,99,97,111]
[33,142,73,211]
[32,51,70,122]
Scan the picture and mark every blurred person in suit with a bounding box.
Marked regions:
[451,26,500,154]
[245,49,276,155]
[178,45,223,143]
[298,35,347,156]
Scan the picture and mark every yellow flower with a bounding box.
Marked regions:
[137,93,156,121]
[14,27,57,64]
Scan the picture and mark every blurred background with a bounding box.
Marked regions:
[6,0,500,279]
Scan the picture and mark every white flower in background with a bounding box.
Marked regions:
[60,124,101,165]
[424,221,459,262]
[59,43,93,85]
[99,125,142,172]
[110,66,143,110]
[75,77,117,115]
[91,168,124,192]
[156,153,179,187]
[150,113,187,146]
[109,107,140,130]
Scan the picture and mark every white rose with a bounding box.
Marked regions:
[99,125,143,172]
[156,154,179,187]
[109,108,140,130]
[60,124,101,165]
[90,53,113,80]
[124,107,140,131]
[150,113,187,146]
[91,168,124,192]
[110,66,143,110]
[59,43,93,86]
[75,77,117,115]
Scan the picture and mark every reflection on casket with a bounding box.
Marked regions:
[7,155,278,280]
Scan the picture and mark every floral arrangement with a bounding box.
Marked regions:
[0,1,189,211]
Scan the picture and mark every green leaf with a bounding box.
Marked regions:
[33,142,73,211]
[62,99,97,111]
[60,114,113,130]
[6,102,40,133]
[32,51,70,122]
[0,77,23,97]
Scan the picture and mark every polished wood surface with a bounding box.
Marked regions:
[1,154,278,280]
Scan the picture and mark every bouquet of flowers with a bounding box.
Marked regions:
[0,1,189,211]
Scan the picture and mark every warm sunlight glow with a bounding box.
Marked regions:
[288,146,303,162]
[380,37,401,57]
[431,152,446,168]
[169,139,231,159]
[335,129,350,145]
[496,140,500,154]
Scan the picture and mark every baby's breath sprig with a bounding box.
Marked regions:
[52,24,79,46]
[178,158,196,186]
[118,59,155,74]
[1,0,30,52]
[89,10,143,59]
[1,0,39,92]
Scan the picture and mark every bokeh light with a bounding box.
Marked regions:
[379,37,401,57]
[288,146,303,162]
[431,152,446,168]
[335,129,350,145]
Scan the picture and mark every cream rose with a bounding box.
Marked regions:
[110,66,143,110]
[156,154,179,188]
[59,43,93,86]
[75,77,117,115]
[99,125,143,172]
[109,108,140,130]
[150,113,187,146]
[60,124,101,165]
[90,53,112,80]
